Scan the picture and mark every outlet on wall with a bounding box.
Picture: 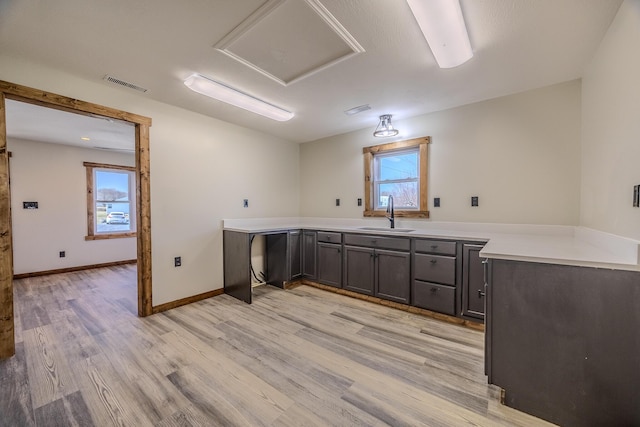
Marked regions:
[174,256,181,267]
[59,251,65,258]
[243,199,248,208]
[471,196,479,207]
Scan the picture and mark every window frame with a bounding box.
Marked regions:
[363,136,430,218]
[84,161,137,240]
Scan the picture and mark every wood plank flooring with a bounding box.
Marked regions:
[1,265,556,426]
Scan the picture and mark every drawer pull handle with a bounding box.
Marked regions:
[430,259,437,264]
[431,245,438,249]
[430,287,438,292]
[478,289,486,298]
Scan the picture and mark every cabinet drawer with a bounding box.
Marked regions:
[317,231,342,243]
[413,281,456,315]
[414,239,456,255]
[344,234,410,251]
[414,253,456,285]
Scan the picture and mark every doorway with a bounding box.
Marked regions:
[0,80,153,359]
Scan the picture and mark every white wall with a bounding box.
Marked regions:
[8,138,136,274]
[300,80,582,226]
[1,55,300,305]
[581,0,640,240]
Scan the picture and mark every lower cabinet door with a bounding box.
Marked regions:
[375,249,410,304]
[343,245,375,295]
[462,244,486,320]
[412,280,456,315]
[317,242,342,288]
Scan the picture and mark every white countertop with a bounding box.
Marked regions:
[223,217,640,272]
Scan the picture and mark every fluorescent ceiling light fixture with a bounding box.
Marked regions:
[406,0,473,68]
[373,114,399,138]
[184,73,294,121]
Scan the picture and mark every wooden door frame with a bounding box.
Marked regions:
[0,80,153,359]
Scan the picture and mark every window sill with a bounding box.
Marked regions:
[363,209,430,219]
[85,232,137,241]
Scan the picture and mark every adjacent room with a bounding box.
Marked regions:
[1,0,639,426]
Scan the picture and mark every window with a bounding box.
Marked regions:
[363,137,430,218]
[84,162,136,240]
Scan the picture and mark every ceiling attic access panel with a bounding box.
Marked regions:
[214,0,364,86]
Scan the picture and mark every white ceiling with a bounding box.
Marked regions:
[5,100,135,151]
[0,0,623,144]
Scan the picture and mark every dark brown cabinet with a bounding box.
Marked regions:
[316,231,342,288]
[375,249,410,304]
[302,230,316,279]
[289,230,302,280]
[461,244,486,320]
[343,245,375,295]
[412,238,457,315]
[487,259,640,427]
[343,234,410,304]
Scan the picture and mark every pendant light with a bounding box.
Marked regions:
[373,114,399,137]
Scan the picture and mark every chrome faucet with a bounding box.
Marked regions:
[386,195,395,229]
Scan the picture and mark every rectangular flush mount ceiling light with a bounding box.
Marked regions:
[406,0,473,68]
[184,73,294,121]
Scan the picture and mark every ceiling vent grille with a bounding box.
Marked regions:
[103,75,148,93]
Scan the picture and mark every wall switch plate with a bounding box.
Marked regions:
[243,199,248,208]
[59,251,65,258]
[23,201,38,209]
[471,196,479,207]
[634,185,639,207]
[357,198,362,207]
[434,197,440,207]
[174,256,182,267]
[336,198,340,206]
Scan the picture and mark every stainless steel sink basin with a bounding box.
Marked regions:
[358,227,415,233]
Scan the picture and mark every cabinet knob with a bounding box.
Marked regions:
[430,287,438,292]
[478,289,486,298]
[431,245,438,250]
[430,259,437,264]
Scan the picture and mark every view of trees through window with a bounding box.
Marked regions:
[375,149,419,209]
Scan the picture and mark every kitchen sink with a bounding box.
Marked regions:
[358,227,415,233]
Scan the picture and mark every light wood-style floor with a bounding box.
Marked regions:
[1,265,555,426]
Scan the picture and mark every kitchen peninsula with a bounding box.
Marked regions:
[223,217,640,427]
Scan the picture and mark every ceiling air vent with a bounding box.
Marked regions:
[103,75,148,93]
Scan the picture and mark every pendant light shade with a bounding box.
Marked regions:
[373,114,399,137]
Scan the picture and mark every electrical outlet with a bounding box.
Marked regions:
[336,198,340,206]
[23,201,38,209]
[471,196,479,207]
[243,199,249,208]
[59,251,65,258]
[434,197,440,207]
[634,185,640,207]
[174,256,181,267]
[357,198,362,207]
